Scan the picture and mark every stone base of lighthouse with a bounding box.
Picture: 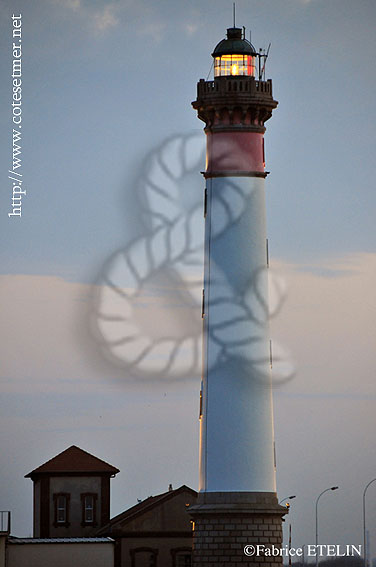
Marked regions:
[189,492,286,566]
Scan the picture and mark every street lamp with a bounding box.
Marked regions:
[279,495,296,565]
[315,486,339,567]
[280,495,296,506]
[363,478,376,567]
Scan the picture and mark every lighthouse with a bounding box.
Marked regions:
[189,23,286,566]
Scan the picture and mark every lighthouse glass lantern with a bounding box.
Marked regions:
[213,27,256,77]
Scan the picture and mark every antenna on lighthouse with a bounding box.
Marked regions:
[258,43,271,80]
[261,43,271,80]
[233,2,236,27]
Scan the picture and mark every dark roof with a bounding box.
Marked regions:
[97,485,197,535]
[212,27,256,57]
[25,446,120,478]
[8,537,114,545]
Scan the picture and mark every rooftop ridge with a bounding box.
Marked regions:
[25,445,119,477]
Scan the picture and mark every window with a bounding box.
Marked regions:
[84,495,93,522]
[130,547,158,567]
[81,493,97,526]
[171,547,192,567]
[176,553,191,567]
[214,54,256,77]
[57,495,66,523]
[53,493,70,527]
[262,137,265,167]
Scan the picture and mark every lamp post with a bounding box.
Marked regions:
[315,486,339,567]
[280,495,296,506]
[363,478,376,567]
[279,495,296,564]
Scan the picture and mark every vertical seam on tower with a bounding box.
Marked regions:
[204,175,213,489]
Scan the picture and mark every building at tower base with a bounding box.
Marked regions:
[190,492,285,566]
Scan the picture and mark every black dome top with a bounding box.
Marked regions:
[212,27,257,57]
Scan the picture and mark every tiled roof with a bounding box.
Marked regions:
[25,446,120,477]
[97,485,197,535]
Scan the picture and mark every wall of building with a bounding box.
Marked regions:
[119,491,196,533]
[120,536,192,567]
[49,476,102,537]
[7,541,114,567]
[109,491,196,567]
[0,535,6,567]
[33,480,40,537]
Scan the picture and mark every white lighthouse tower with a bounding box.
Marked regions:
[190,23,286,566]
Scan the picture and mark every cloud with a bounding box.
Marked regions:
[48,0,173,40]
[270,252,376,396]
[137,20,167,43]
[1,252,375,396]
[51,0,119,33]
[65,0,81,10]
[52,0,81,10]
[92,4,119,32]
[184,22,200,37]
[0,254,375,543]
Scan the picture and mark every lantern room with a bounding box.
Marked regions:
[212,27,257,77]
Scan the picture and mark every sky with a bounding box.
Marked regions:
[0,0,376,559]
